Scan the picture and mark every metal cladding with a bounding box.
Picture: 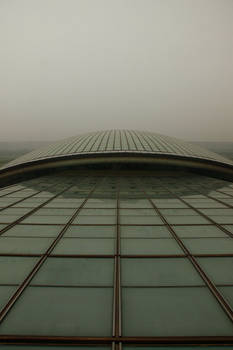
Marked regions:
[1,130,233,178]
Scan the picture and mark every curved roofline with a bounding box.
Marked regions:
[0,152,233,182]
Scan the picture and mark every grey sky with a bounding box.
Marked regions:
[1,0,233,142]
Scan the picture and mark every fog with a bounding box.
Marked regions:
[1,0,233,142]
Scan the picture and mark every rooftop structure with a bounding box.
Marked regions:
[0,130,233,349]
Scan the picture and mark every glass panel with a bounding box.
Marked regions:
[120,209,156,215]
[2,224,62,237]
[65,225,115,237]
[160,209,198,216]
[53,238,115,255]
[84,199,116,208]
[0,286,113,336]
[120,199,152,208]
[0,257,38,284]
[121,238,183,255]
[165,216,209,224]
[0,208,32,215]
[0,215,23,223]
[210,216,233,224]
[122,258,204,286]
[73,216,116,224]
[122,287,233,336]
[0,286,17,310]
[173,225,228,238]
[120,225,171,238]
[219,286,233,309]
[79,209,116,215]
[224,225,233,234]
[120,216,163,225]
[0,237,53,254]
[34,208,76,216]
[22,215,71,224]
[198,257,233,284]
[32,258,114,286]
[199,209,233,216]
[182,238,233,254]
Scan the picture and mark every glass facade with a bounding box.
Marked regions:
[0,171,232,348]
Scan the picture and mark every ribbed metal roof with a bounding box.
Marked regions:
[1,130,233,175]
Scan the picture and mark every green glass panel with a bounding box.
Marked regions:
[0,215,23,223]
[73,216,116,224]
[173,225,227,238]
[219,286,233,309]
[84,199,116,208]
[199,209,233,216]
[198,257,233,284]
[79,209,116,215]
[2,224,62,237]
[0,224,7,230]
[120,199,152,208]
[22,215,71,224]
[0,208,32,215]
[120,209,156,215]
[120,216,163,225]
[0,286,17,310]
[65,225,115,237]
[120,225,171,238]
[186,202,227,209]
[0,257,38,284]
[182,238,233,254]
[165,216,209,224]
[121,258,204,286]
[122,287,233,336]
[0,237,53,254]
[34,208,76,216]
[0,287,112,336]
[210,216,233,224]
[32,258,114,286]
[53,238,115,254]
[224,225,233,234]
[121,238,183,255]
[160,209,198,216]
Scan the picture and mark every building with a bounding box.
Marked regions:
[0,129,233,349]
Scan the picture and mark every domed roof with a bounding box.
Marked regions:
[1,130,233,179]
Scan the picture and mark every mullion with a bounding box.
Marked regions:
[137,178,233,324]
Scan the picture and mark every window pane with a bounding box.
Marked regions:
[0,257,38,284]
[198,257,233,284]
[2,224,62,237]
[0,237,53,254]
[173,225,227,238]
[22,215,71,224]
[73,216,116,224]
[53,238,115,255]
[219,286,233,309]
[0,286,18,310]
[0,287,113,336]
[120,199,152,208]
[79,209,116,215]
[32,258,114,286]
[121,238,183,255]
[122,258,204,286]
[65,225,115,237]
[120,225,171,238]
[182,238,233,254]
[165,216,209,224]
[120,216,163,225]
[122,287,233,336]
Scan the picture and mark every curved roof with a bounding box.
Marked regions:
[1,130,233,178]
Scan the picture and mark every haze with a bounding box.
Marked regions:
[1,0,233,142]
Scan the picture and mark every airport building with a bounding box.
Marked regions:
[0,130,233,349]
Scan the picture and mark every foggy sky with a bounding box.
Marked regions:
[1,0,233,142]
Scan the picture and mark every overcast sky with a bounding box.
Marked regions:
[1,0,233,142]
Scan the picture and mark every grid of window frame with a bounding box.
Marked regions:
[0,172,233,348]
